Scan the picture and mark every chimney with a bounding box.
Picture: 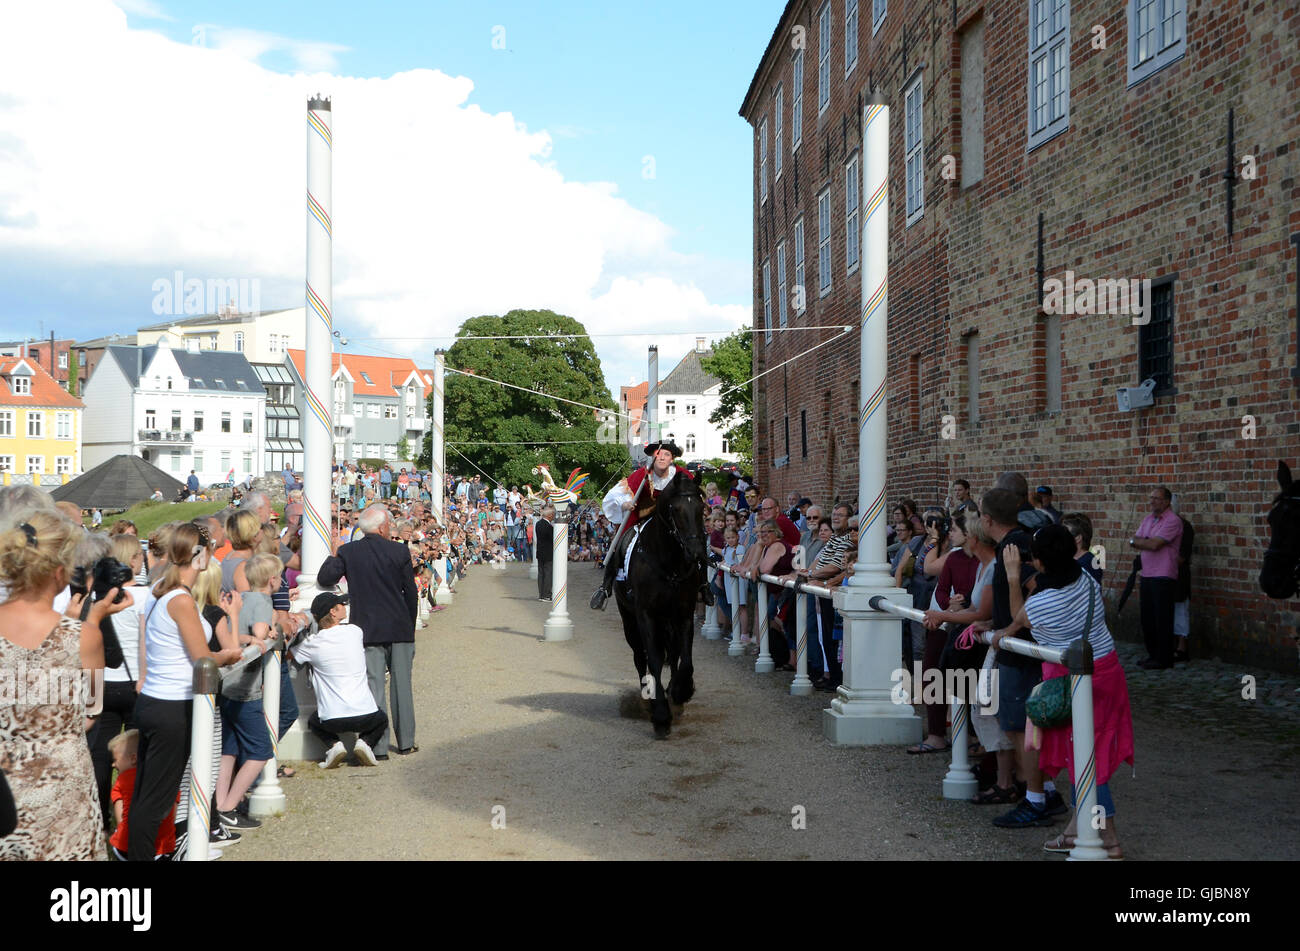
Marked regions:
[695,337,706,353]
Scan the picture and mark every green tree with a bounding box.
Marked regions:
[700,327,753,470]
[67,350,79,397]
[419,309,629,490]
[396,435,411,461]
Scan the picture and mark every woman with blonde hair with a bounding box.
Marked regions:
[221,509,263,594]
[128,522,242,860]
[0,509,129,859]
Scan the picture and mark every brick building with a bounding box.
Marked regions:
[0,338,77,389]
[741,0,1300,670]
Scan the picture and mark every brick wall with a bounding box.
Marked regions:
[741,0,1300,671]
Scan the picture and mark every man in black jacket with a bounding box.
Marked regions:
[535,504,554,601]
[318,504,419,758]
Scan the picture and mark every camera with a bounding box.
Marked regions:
[69,557,134,605]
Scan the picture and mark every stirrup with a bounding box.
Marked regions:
[590,587,609,611]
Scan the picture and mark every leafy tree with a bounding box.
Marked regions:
[396,435,411,461]
[419,310,629,491]
[67,350,79,397]
[700,327,753,470]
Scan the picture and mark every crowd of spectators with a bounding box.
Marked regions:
[707,470,1194,860]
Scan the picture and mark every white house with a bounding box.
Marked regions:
[651,338,739,466]
[81,339,266,486]
[136,306,306,364]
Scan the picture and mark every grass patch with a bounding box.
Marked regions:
[100,499,285,536]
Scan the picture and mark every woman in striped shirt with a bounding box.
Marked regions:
[994,524,1133,859]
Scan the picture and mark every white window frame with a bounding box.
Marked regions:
[234,331,244,352]
[58,353,68,369]
[1127,0,1185,86]
[169,450,181,473]
[793,217,806,315]
[12,375,29,395]
[0,456,12,472]
[56,412,72,440]
[685,434,696,454]
[242,451,253,473]
[817,188,832,297]
[792,50,804,151]
[384,445,398,461]
[220,450,231,473]
[774,85,784,181]
[0,410,12,438]
[353,401,363,416]
[904,74,924,225]
[26,455,43,474]
[1027,0,1070,150]
[762,260,773,342]
[221,411,231,433]
[776,241,789,328]
[873,0,887,34]
[193,410,204,432]
[664,399,677,416]
[194,451,204,472]
[686,402,697,416]
[384,404,398,419]
[243,412,253,434]
[55,456,72,475]
[845,0,859,75]
[759,117,769,204]
[845,152,861,270]
[367,402,381,419]
[26,412,42,439]
[817,2,832,115]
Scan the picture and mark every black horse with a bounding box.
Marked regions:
[613,470,708,738]
[1261,461,1300,599]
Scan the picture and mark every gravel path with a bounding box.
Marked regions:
[231,562,1300,861]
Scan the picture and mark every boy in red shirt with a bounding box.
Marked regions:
[108,730,178,861]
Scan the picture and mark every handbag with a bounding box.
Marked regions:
[1025,582,1095,728]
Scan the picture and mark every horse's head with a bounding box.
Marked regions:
[657,469,708,564]
[1261,460,1300,599]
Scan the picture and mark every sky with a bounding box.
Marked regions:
[0,0,786,397]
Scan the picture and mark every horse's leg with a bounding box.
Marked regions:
[638,607,671,737]
[616,585,647,685]
[671,606,696,706]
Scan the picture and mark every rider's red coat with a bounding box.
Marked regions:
[622,463,692,531]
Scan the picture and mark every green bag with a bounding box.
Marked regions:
[1025,583,1095,729]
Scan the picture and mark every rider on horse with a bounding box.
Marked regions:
[589,440,715,611]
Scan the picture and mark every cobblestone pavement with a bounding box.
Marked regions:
[231,563,1300,861]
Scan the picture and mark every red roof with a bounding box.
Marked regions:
[0,359,83,408]
[621,381,649,411]
[287,350,431,398]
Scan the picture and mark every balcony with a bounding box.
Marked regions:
[405,416,426,432]
[138,429,194,444]
[334,413,355,431]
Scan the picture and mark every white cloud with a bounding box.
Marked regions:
[0,0,750,395]
[194,24,350,72]
[115,0,173,20]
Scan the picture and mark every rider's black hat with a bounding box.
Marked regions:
[644,441,683,458]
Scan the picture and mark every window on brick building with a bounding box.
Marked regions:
[817,2,832,115]
[759,117,769,204]
[793,217,806,315]
[845,153,860,271]
[845,0,859,75]
[873,0,886,35]
[909,355,921,431]
[818,189,832,296]
[966,333,980,426]
[904,74,924,225]
[792,50,804,151]
[801,409,808,457]
[960,17,985,187]
[1128,0,1185,86]
[763,260,773,342]
[776,242,789,328]
[774,85,784,181]
[1027,0,1070,149]
[784,415,790,460]
[1139,279,1175,395]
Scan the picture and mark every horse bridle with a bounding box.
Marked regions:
[654,488,706,585]
[1265,492,1300,585]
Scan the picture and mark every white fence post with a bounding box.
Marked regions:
[727,569,744,657]
[943,695,977,800]
[754,579,773,673]
[1066,639,1105,861]
[248,634,287,818]
[790,584,813,695]
[700,566,722,640]
[183,658,219,862]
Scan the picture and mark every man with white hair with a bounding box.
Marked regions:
[318,501,420,758]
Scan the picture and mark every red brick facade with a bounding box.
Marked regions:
[741,0,1300,670]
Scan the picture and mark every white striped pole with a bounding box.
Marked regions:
[943,695,977,799]
[825,88,921,746]
[1066,639,1106,860]
[432,349,452,605]
[543,502,573,641]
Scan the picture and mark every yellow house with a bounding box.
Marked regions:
[0,358,83,484]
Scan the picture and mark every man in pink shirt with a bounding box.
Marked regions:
[1130,485,1183,669]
